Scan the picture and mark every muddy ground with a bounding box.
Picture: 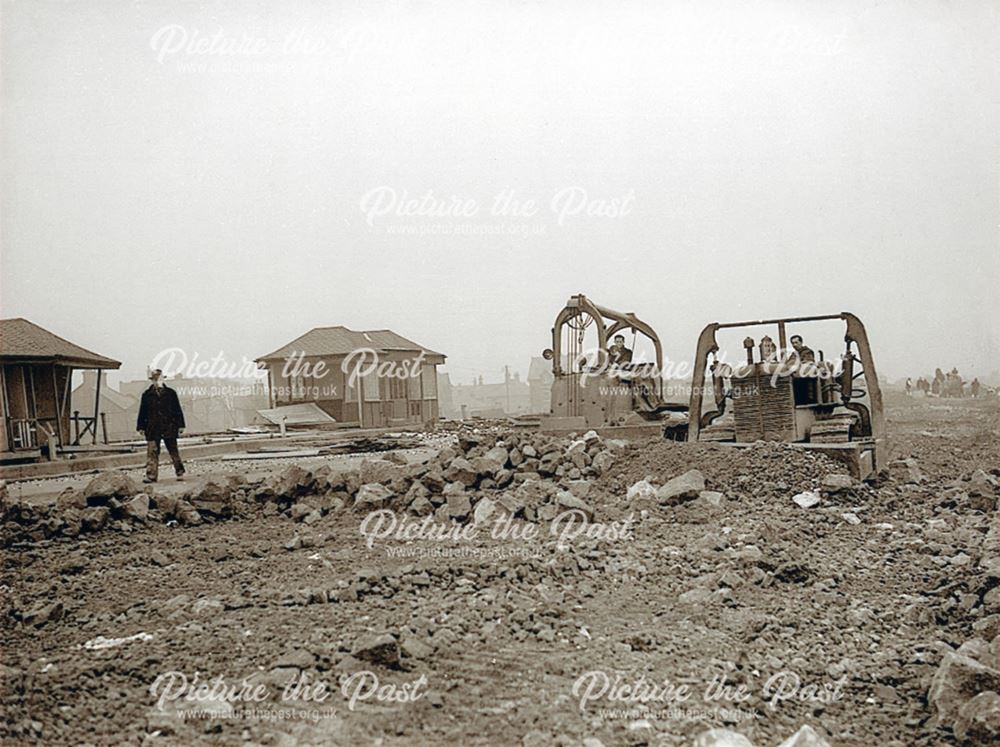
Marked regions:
[2,397,999,747]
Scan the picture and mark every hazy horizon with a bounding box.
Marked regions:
[2,0,998,387]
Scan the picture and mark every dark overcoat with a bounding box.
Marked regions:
[137,386,186,440]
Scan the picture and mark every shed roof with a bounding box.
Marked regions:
[258,326,445,362]
[0,318,121,369]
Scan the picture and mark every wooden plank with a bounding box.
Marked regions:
[221,448,321,461]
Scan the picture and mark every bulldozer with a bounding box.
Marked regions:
[538,294,688,436]
[686,312,886,480]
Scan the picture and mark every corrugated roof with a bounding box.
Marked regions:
[0,318,121,369]
[258,326,445,361]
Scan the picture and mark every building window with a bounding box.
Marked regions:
[389,376,407,400]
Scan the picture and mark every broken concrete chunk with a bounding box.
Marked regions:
[691,728,754,747]
[656,469,706,505]
[820,474,854,493]
[777,724,831,747]
[928,651,1000,727]
[354,483,393,511]
[792,491,821,509]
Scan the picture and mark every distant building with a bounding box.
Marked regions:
[527,356,554,414]
[437,371,456,419]
[446,371,532,418]
[116,374,269,435]
[72,371,137,442]
[256,326,446,428]
[0,318,120,460]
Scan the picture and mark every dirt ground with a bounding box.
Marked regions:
[2,397,998,747]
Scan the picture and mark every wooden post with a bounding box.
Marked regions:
[73,410,81,444]
[100,412,108,444]
[92,369,102,444]
[358,375,365,428]
[59,367,72,445]
[267,367,275,409]
[45,427,57,462]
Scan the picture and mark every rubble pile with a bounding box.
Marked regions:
[924,489,1000,745]
[0,472,256,543]
[602,439,860,507]
[0,428,627,544]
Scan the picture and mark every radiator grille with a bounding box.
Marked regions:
[732,370,795,441]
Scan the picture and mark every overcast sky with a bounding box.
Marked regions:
[2,0,997,386]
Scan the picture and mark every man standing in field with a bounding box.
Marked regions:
[137,368,186,483]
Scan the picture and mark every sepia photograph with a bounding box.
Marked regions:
[1,1,998,745]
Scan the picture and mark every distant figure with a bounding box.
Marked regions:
[137,368,186,483]
[607,334,633,366]
[905,377,913,395]
[789,334,815,363]
[971,378,981,398]
[933,368,945,396]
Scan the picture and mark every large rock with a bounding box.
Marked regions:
[565,480,592,500]
[266,465,315,500]
[408,494,434,516]
[447,491,472,521]
[928,651,1000,727]
[483,446,510,466]
[360,458,405,486]
[81,506,110,532]
[81,472,139,505]
[185,474,241,516]
[777,725,830,747]
[792,491,822,509]
[312,464,348,492]
[471,456,504,479]
[404,480,430,505]
[354,483,393,511]
[444,457,478,487]
[691,729,753,747]
[699,491,725,508]
[954,690,1000,744]
[423,470,446,493]
[22,601,64,627]
[556,491,594,520]
[656,470,706,506]
[820,474,854,494]
[591,451,615,474]
[55,489,86,511]
[352,634,400,668]
[121,494,150,522]
[889,457,927,484]
[514,480,550,511]
[968,469,999,497]
[400,637,434,660]
[473,497,496,525]
[626,479,656,501]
